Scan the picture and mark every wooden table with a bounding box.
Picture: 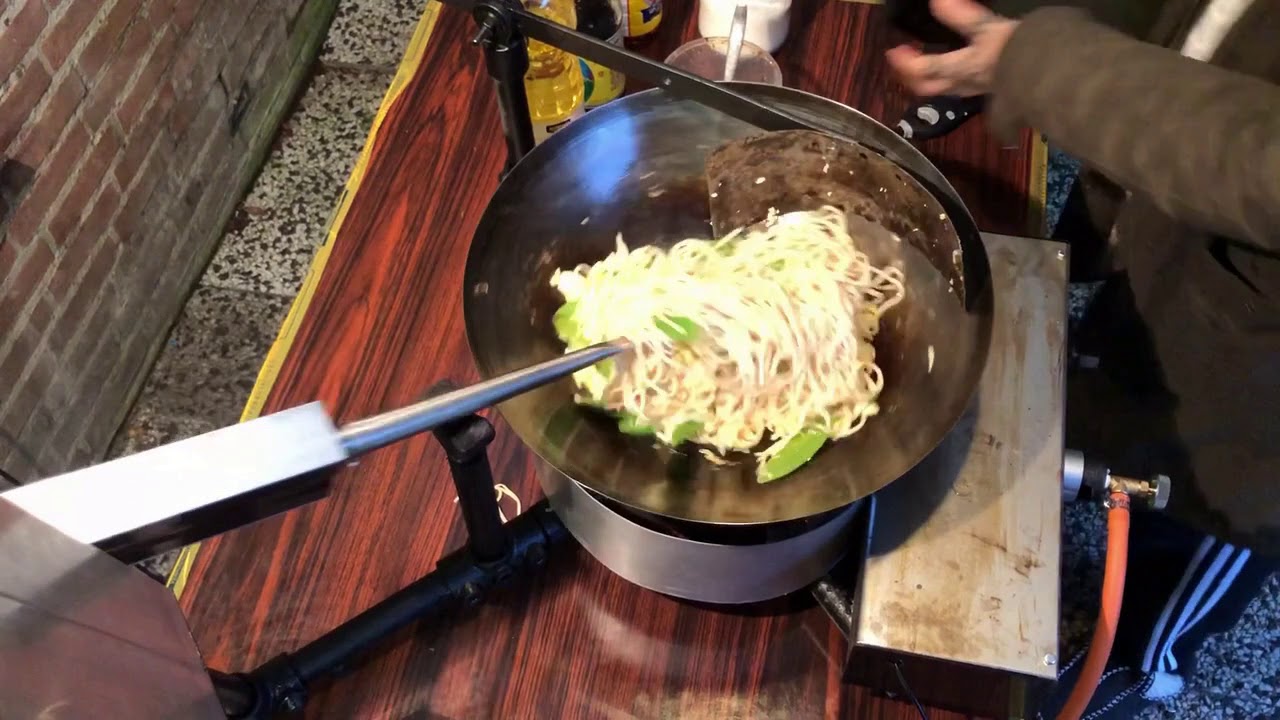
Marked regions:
[175,2,1046,717]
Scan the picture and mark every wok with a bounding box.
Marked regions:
[463,84,993,526]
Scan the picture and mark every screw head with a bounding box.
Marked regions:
[1044,653,1058,666]
[1056,249,1066,259]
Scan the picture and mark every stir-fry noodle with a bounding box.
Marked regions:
[549,206,905,482]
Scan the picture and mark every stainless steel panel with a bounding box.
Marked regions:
[542,464,859,604]
[2,403,346,546]
[855,233,1067,680]
[0,501,224,719]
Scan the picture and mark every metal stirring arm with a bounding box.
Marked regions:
[339,339,628,455]
[1,340,628,563]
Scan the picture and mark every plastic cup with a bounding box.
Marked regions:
[664,37,783,86]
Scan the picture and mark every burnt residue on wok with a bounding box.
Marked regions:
[705,129,969,303]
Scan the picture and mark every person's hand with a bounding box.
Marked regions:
[885,0,1019,97]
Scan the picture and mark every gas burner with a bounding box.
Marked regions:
[543,469,862,605]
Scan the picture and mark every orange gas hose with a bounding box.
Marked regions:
[1057,492,1131,720]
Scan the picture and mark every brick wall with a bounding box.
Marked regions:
[0,0,338,482]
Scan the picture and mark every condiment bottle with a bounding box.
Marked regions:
[576,0,626,109]
[621,0,662,43]
[523,0,586,143]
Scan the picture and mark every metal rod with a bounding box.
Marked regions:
[288,563,454,683]
[723,5,748,82]
[229,500,570,718]
[475,9,536,169]
[338,339,630,456]
[487,39,537,169]
[432,408,507,563]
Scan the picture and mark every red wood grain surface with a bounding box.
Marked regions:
[178,2,1037,717]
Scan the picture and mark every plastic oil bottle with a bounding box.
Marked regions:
[523,0,585,143]
[576,0,626,109]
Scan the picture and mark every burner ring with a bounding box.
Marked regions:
[539,463,861,604]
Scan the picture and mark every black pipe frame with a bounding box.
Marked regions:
[207,383,569,719]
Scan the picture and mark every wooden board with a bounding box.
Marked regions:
[175,2,1046,718]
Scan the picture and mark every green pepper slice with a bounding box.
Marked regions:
[617,413,656,436]
[758,429,829,483]
[597,358,615,379]
[670,419,704,445]
[654,315,700,342]
[552,301,579,341]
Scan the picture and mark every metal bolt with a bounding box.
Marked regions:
[527,542,547,567]
[471,23,493,46]
[462,582,485,608]
[1056,249,1066,260]
[1043,653,1058,666]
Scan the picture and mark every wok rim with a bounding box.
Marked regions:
[463,85,994,526]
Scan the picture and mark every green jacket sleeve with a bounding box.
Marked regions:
[989,7,1280,246]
